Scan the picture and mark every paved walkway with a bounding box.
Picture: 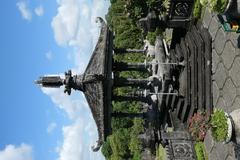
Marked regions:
[202,7,240,160]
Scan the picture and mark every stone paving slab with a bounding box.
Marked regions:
[202,6,240,160]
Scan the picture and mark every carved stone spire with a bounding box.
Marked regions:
[35,76,64,88]
[35,70,84,95]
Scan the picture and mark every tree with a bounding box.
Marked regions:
[101,138,112,159]
[109,129,131,158]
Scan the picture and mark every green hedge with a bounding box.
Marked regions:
[195,142,208,160]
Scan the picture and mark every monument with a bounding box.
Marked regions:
[36,1,213,159]
[36,17,161,152]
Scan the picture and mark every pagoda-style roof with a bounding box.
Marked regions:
[82,18,113,144]
[36,18,113,151]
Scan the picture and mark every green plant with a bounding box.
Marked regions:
[146,28,163,45]
[188,111,209,141]
[101,138,113,159]
[193,0,203,19]
[209,0,229,13]
[162,0,170,10]
[195,142,208,160]
[156,144,167,160]
[200,0,208,6]
[210,109,228,142]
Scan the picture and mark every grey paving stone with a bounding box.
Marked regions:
[209,16,221,40]
[214,29,227,55]
[214,63,228,89]
[236,48,240,55]
[212,49,220,73]
[237,87,240,96]
[215,142,230,160]
[213,81,220,107]
[222,41,236,70]
[222,78,237,107]
[228,97,240,113]
[230,57,240,87]
[226,155,236,160]
[204,130,215,154]
[228,142,235,157]
[209,147,221,160]
[216,97,227,112]
[228,32,240,49]
[202,7,213,28]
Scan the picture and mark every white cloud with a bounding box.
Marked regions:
[56,118,104,160]
[47,122,57,134]
[34,5,44,16]
[57,119,83,160]
[51,0,110,73]
[81,4,90,18]
[0,144,33,160]
[42,0,110,159]
[16,1,32,21]
[42,88,104,160]
[42,87,87,120]
[45,51,53,60]
[51,0,81,46]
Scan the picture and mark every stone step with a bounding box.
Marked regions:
[181,103,191,123]
[176,98,184,118]
[161,131,191,140]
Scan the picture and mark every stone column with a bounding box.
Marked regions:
[114,77,150,87]
[112,94,150,104]
[113,61,151,71]
[111,112,145,119]
[114,48,147,54]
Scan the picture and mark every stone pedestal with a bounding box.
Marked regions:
[230,109,240,143]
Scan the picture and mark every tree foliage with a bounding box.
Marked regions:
[109,129,131,159]
[106,0,146,49]
[101,138,112,159]
[101,0,161,159]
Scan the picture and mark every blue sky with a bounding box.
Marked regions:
[0,0,109,160]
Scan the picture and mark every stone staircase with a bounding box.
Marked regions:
[165,22,213,123]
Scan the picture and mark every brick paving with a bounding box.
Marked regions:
[202,6,240,160]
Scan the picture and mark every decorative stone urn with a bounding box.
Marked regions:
[230,109,240,144]
[224,112,233,143]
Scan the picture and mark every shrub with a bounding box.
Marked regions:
[146,28,163,45]
[209,0,229,13]
[195,142,208,160]
[210,109,228,142]
[193,0,203,19]
[109,129,131,158]
[156,144,167,160]
[188,111,209,141]
[200,0,208,6]
[101,138,112,159]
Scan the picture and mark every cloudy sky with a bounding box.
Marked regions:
[0,0,110,160]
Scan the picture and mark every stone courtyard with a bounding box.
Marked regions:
[202,6,240,160]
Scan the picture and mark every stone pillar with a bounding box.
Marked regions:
[114,77,149,87]
[111,112,145,119]
[112,95,150,104]
[36,70,85,95]
[35,76,64,88]
[113,61,151,71]
[112,88,153,104]
[114,48,147,54]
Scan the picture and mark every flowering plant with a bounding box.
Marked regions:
[188,111,209,141]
